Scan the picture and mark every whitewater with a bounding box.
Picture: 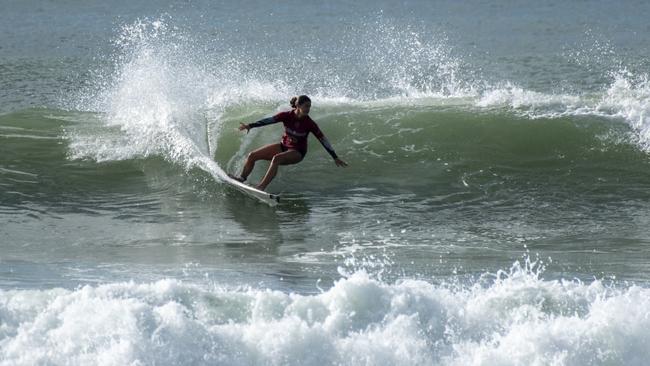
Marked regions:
[3,261,650,365]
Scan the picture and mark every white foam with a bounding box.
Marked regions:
[2,261,650,366]
[476,82,582,117]
[596,72,650,151]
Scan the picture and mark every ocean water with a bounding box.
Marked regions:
[3,1,650,365]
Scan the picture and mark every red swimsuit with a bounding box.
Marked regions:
[275,111,324,157]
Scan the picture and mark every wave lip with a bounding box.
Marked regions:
[474,71,650,154]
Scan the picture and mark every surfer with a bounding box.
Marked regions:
[232,95,348,191]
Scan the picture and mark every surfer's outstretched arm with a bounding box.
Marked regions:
[239,116,278,132]
[317,135,348,167]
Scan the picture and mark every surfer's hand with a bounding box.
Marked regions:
[239,123,250,133]
[335,158,348,167]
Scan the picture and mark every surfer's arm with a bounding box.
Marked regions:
[312,123,347,166]
[241,116,278,132]
[317,135,339,160]
[318,135,348,166]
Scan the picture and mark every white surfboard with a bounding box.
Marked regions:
[224,174,280,206]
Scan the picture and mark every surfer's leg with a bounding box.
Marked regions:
[239,143,283,181]
[257,150,303,191]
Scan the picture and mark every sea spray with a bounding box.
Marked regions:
[597,72,650,152]
[64,18,238,186]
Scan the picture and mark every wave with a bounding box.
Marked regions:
[477,73,650,150]
[59,17,650,155]
[1,259,648,366]
[3,101,650,211]
[5,18,650,205]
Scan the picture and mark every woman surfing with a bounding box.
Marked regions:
[231,95,348,191]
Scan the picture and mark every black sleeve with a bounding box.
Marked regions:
[248,116,278,129]
[318,136,339,160]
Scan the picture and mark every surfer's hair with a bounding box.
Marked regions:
[290,95,311,108]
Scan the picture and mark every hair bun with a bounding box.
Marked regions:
[290,96,298,108]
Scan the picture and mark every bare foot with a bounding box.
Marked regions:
[228,173,245,183]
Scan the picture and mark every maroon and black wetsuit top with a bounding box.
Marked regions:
[248,110,339,159]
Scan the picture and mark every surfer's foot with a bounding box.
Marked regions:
[255,184,266,191]
[228,173,246,183]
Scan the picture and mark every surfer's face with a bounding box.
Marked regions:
[296,102,311,117]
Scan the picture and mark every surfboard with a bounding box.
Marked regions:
[224,174,280,206]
